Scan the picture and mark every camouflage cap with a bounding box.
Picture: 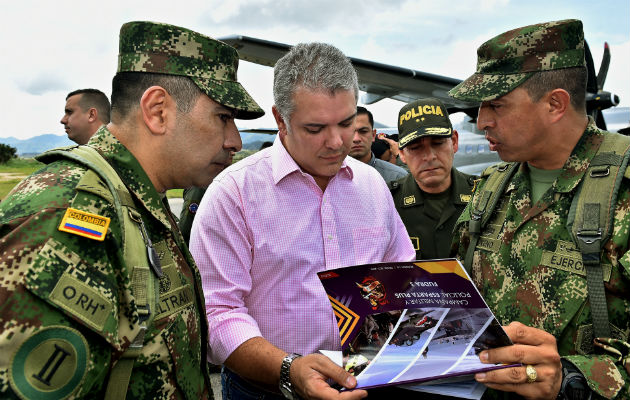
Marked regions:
[118,21,264,119]
[398,98,452,149]
[449,19,585,102]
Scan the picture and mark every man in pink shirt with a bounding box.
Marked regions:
[190,42,415,400]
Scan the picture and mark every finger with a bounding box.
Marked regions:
[503,321,556,346]
[476,364,556,385]
[479,343,560,366]
[310,355,359,390]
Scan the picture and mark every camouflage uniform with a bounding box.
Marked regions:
[450,19,629,398]
[0,21,263,399]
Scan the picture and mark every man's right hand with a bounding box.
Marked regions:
[291,354,368,400]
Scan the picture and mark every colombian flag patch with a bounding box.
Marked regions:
[58,208,110,241]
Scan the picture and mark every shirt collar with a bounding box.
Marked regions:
[271,135,354,185]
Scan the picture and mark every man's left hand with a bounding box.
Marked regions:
[475,321,562,400]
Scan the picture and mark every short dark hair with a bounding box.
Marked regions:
[67,88,111,123]
[520,67,587,112]
[356,106,374,128]
[110,72,202,122]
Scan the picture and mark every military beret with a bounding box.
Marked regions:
[449,19,585,102]
[398,98,452,149]
[118,21,264,119]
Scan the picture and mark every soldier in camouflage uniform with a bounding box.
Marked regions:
[450,19,629,399]
[0,21,264,399]
[389,98,475,260]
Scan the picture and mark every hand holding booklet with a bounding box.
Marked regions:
[317,259,519,399]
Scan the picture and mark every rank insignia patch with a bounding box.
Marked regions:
[58,208,110,241]
[403,195,416,206]
[10,326,89,400]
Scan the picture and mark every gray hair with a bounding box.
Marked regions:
[273,42,359,123]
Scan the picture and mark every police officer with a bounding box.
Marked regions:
[450,19,629,398]
[389,98,474,260]
[0,21,263,399]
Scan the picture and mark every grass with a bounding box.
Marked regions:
[0,157,43,174]
[0,158,43,199]
[0,151,261,200]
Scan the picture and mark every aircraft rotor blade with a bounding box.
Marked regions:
[597,42,611,91]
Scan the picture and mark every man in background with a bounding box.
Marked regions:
[390,98,475,260]
[60,88,111,144]
[350,106,407,182]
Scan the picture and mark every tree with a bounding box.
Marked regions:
[0,143,17,164]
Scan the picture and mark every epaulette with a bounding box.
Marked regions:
[480,162,510,178]
[388,180,401,192]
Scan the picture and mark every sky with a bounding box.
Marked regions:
[1,0,628,140]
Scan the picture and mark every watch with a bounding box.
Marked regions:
[557,359,592,400]
[279,353,302,400]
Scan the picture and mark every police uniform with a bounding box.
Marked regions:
[390,168,474,259]
[450,19,629,398]
[391,97,474,261]
[0,21,264,399]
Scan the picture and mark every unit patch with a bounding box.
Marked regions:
[49,273,113,331]
[403,195,416,206]
[541,240,612,280]
[58,208,110,241]
[10,326,89,400]
[460,194,471,203]
[155,285,194,320]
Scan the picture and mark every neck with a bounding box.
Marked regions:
[529,114,589,170]
[108,122,167,193]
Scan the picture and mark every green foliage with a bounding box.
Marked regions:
[0,143,17,164]
[166,189,183,198]
[0,157,44,199]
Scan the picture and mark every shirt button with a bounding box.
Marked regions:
[327,235,333,240]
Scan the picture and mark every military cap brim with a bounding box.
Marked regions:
[191,76,265,120]
[449,71,534,102]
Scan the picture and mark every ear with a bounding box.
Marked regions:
[272,106,288,139]
[545,89,570,124]
[451,130,459,154]
[371,129,377,143]
[87,108,98,123]
[140,86,173,135]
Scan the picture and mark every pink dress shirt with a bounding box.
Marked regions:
[190,137,415,364]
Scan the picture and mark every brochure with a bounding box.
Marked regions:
[317,259,518,394]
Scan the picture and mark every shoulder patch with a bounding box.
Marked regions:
[58,208,110,241]
[10,326,89,400]
[49,273,113,331]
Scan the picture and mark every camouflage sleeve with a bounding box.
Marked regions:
[0,165,125,399]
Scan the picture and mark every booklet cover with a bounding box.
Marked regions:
[317,259,517,390]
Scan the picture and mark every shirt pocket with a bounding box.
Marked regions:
[352,226,390,265]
